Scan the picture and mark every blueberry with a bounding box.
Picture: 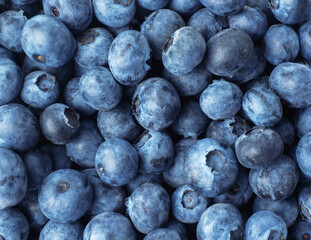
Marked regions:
[9,1,41,18]
[40,103,80,145]
[297,132,311,178]
[241,75,270,93]
[126,172,164,194]
[197,203,244,240]
[144,228,181,240]
[289,220,311,240]
[295,105,311,139]
[0,0,9,14]
[38,169,92,223]
[271,118,295,149]
[40,144,72,171]
[132,77,181,131]
[0,44,16,61]
[184,138,239,198]
[299,186,311,223]
[168,0,202,16]
[199,0,246,16]
[166,218,188,240]
[137,0,169,10]
[11,0,36,4]
[299,21,311,60]
[21,15,76,68]
[126,182,170,234]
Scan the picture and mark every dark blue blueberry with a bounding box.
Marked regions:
[205,29,254,78]
[83,212,137,239]
[21,15,76,68]
[126,172,163,194]
[95,138,138,186]
[0,58,22,106]
[0,0,9,14]
[0,45,16,61]
[93,0,136,28]
[0,10,27,52]
[168,0,202,16]
[162,26,206,76]
[134,130,174,174]
[262,24,299,65]
[297,132,311,178]
[43,0,93,33]
[21,71,60,109]
[299,21,311,61]
[39,220,84,240]
[132,77,181,131]
[81,169,126,216]
[166,218,188,240]
[40,103,80,145]
[126,182,170,234]
[74,28,114,68]
[244,210,287,240]
[184,138,239,198]
[40,144,72,170]
[108,30,150,85]
[0,207,29,240]
[9,1,41,18]
[199,0,246,16]
[295,105,311,139]
[38,169,92,223]
[0,103,40,152]
[200,79,242,120]
[97,100,141,143]
[22,148,52,191]
[197,203,243,240]
[137,0,169,10]
[66,120,103,168]
[271,118,295,149]
[289,220,311,240]
[253,195,299,227]
[141,9,185,60]
[299,186,311,223]
[235,127,284,169]
[144,228,181,240]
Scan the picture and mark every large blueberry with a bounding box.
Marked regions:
[144,228,181,240]
[168,0,202,16]
[297,132,311,178]
[199,0,246,16]
[299,21,311,60]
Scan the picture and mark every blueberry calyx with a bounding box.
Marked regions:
[113,0,133,7]
[78,30,99,46]
[33,54,46,63]
[64,108,79,128]
[35,74,56,92]
[57,181,70,193]
[51,7,60,17]
[269,0,279,9]
[181,190,199,209]
[205,150,226,173]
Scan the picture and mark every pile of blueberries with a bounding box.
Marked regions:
[2,0,311,239]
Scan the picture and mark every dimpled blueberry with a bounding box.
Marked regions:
[295,105,311,139]
[299,21,311,60]
[144,228,181,240]
[93,0,136,28]
[108,30,151,85]
[95,138,138,186]
[199,0,246,16]
[200,79,242,120]
[297,132,311,177]
[162,27,206,76]
[133,77,181,131]
[289,220,311,240]
[271,118,295,149]
[197,203,244,240]
[141,9,185,60]
[205,29,253,78]
[168,0,202,16]
[184,138,239,198]
[0,207,29,240]
[235,127,284,169]
[126,182,170,234]
[79,66,122,111]
[38,169,92,223]
[21,15,76,68]
[244,210,287,240]
[83,212,137,240]
[0,103,40,152]
[137,0,169,10]
[0,58,23,106]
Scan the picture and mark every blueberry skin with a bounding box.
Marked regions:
[133,77,181,131]
[205,29,254,78]
[162,26,206,76]
[21,15,76,68]
[184,138,239,198]
[81,169,126,216]
[235,127,284,169]
[11,0,37,4]
[97,101,141,143]
[262,24,299,65]
[126,172,164,194]
[141,9,185,60]
[83,212,137,240]
[0,45,16,61]
[126,182,170,234]
[21,71,60,109]
[295,105,311,139]
[0,58,23,106]
[0,10,27,52]
[137,0,169,10]
[134,130,174,174]
[40,144,72,171]
[93,0,136,28]
[0,103,40,152]
[144,228,181,240]
[206,116,250,147]
[241,75,270,92]
[299,21,311,60]
[38,169,92,223]
[95,138,138,186]
[108,30,151,86]
[289,220,311,240]
[40,103,80,145]
[22,149,52,191]
[199,0,246,16]
[73,58,89,78]
[269,62,311,108]
[166,218,188,240]
[299,186,311,223]
[163,61,212,97]
[271,118,295,149]
[200,79,242,120]
[253,195,299,227]
[244,210,287,240]
[43,0,93,33]
[0,208,29,240]
[64,77,96,116]
[74,28,114,68]
[188,8,226,41]
[0,148,27,210]
[197,203,244,240]
[39,220,84,240]
[297,132,311,177]
[168,0,202,16]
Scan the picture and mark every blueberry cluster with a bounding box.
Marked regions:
[1,0,311,239]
